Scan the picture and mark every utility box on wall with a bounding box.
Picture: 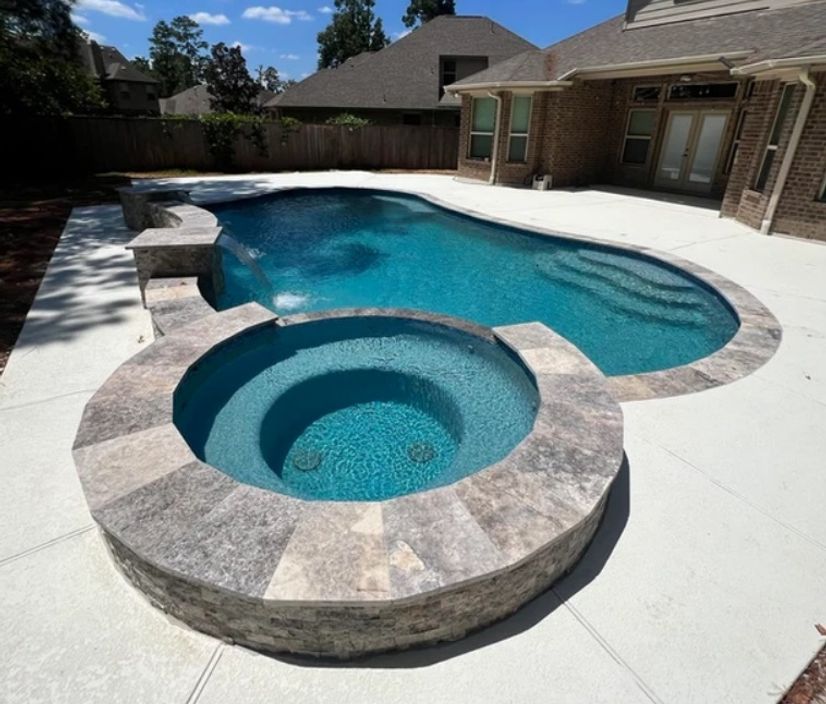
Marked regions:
[532,174,552,191]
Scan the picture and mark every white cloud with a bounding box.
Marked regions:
[567,0,587,4]
[318,5,332,13]
[393,28,412,40]
[72,13,90,25]
[85,29,107,42]
[232,41,253,52]
[189,12,230,25]
[242,6,313,23]
[280,53,299,60]
[76,0,146,21]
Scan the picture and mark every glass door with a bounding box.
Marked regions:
[655,110,730,193]
[655,112,694,186]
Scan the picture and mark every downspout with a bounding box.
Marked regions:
[487,91,503,185]
[761,68,817,234]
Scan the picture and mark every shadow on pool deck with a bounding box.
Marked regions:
[271,454,631,670]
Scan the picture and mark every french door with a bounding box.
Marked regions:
[655,110,730,193]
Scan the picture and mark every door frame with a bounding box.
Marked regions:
[654,108,731,194]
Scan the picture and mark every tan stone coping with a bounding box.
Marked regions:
[126,186,781,402]
[72,306,624,658]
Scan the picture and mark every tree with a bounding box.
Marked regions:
[0,0,104,115]
[131,56,156,80]
[256,66,298,94]
[316,0,388,69]
[148,16,208,97]
[204,42,259,113]
[402,0,455,27]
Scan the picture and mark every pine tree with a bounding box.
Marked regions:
[402,0,456,28]
[204,42,259,114]
[317,0,388,69]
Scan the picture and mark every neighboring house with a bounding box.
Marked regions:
[266,15,537,126]
[447,0,826,240]
[80,40,159,115]
[160,85,277,116]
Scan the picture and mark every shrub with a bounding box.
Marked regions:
[200,112,267,169]
[325,112,371,128]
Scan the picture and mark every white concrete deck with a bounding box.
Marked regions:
[1,172,824,704]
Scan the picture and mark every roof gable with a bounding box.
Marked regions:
[272,15,537,111]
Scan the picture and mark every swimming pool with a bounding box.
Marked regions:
[209,188,739,376]
[174,315,538,501]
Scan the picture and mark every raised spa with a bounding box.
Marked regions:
[174,316,538,501]
[73,304,625,658]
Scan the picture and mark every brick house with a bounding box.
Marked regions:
[447,0,826,240]
[80,40,160,115]
[266,16,536,126]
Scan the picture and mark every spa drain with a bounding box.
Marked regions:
[407,442,436,464]
[292,449,322,471]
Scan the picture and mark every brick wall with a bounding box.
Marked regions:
[772,72,826,241]
[715,76,826,240]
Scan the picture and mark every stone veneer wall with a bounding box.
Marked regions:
[104,494,607,658]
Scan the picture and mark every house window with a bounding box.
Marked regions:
[469,97,496,160]
[755,83,796,192]
[442,60,456,87]
[818,170,826,202]
[621,109,655,165]
[724,109,746,175]
[402,112,422,126]
[507,95,532,163]
[120,86,130,100]
[668,83,738,100]
[633,85,660,102]
[440,59,456,97]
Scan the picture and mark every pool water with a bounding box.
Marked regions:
[174,317,538,501]
[209,188,739,376]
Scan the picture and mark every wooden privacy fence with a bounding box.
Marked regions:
[2,117,460,175]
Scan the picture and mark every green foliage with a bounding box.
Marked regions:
[277,115,301,145]
[204,42,260,114]
[325,112,371,127]
[279,116,302,131]
[131,56,156,80]
[402,0,455,28]
[201,112,268,169]
[317,0,388,69]
[148,16,208,98]
[0,0,105,115]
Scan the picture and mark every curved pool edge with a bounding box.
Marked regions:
[72,304,624,658]
[125,184,782,401]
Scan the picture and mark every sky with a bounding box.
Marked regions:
[71,0,628,82]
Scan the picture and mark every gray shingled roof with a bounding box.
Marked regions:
[160,85,277,115]
[99,45,157,84]
[269,15,537,111]
[451,0,826,88]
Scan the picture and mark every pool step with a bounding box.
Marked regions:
[543,250,705,310]
[534,254,708,327]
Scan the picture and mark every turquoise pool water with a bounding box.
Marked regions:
[174,317,538,501]
[209,188,739,376]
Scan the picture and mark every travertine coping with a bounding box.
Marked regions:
[73,305,624,659]
[122,186,781,401]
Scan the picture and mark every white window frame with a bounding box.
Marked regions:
[818,169,826,202]
[620,108,656,166]
[632,84,661,103]
[724,109,747,175]
[507,95,532,163]
[468,97,496,161]
[755,82,796,192]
